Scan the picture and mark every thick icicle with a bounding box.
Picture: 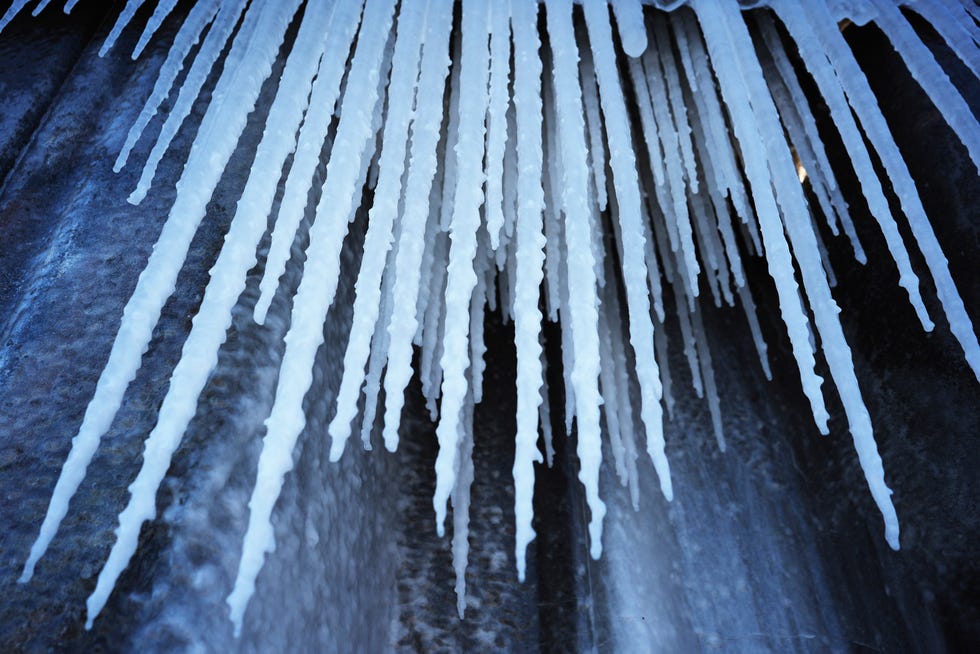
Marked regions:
[611,0,647,57]
[226,0,396,634]
[432,0,492,535]
[511,0,547,582]
[545,0,606,558]
[19,0,304,589]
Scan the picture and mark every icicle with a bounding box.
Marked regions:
[758,14,937,334]
[128,0,249,204]
[469,240,490,405]
[868,0,980,174]
[906,0,980,80]
[691,301,725,451]
[598,297,628,486]
[31,0,57,19]
[131,0,180,59]
[114,0,221,172]
[579,47,609,212]
[702,0,899,548]
[583,0,671,499]
[0,0,30,33]
[438,31,465,233]
[653,13,699,196]
[780,1,980,377]
[381,0,454,451]
[452,399,476,618]
[611,0,647,57]
[227,0,396,634]
[253,0,369,325]
[420,233,449,420]
[432,0,492,536]
[737,281,772,381]
[641,40,700,292]
[20,0,304,590]
[541,70,564,323]
[328,0,428,458]
[690,0,830,437]
[99,0,149,57]
[545,0,606,558]
[539,340,556,468]
[485,0,512,251]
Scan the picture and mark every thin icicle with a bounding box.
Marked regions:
[99,0,149,57]
[642,42,700,292]
[327,0,429,458]
[227,0,396,634]
[114,0,221,173]
[452,400,475,618]
[132,0,181,59]
[691,301,725,451]
[381,0,454,450]
[579,47,609,212]
[20,0,304,590]
[869,0,980,173]
[432,0,492,536]
[545,0,606,558]
[128,0,249,204]
[0,0,30,33]
[653,13,699,195]
[485,0,512,251]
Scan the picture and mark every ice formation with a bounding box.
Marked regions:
[7,0,979,633]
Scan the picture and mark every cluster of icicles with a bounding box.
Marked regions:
[8,0,979,634]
